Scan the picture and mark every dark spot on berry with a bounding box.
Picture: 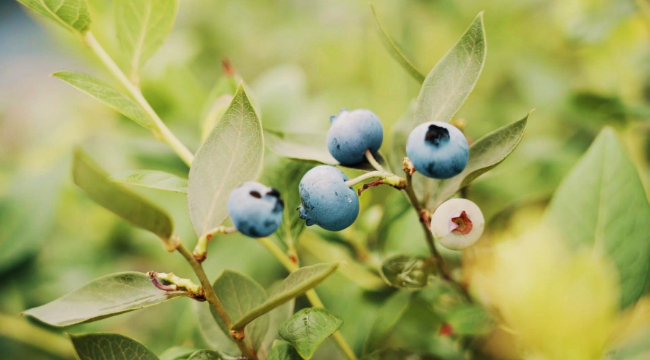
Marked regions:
[264,219,276,227]
[249,191,262,199]
[336,144,340,150]
[425,124,450,147]
[266,188,281,198]
[273,199,285,213]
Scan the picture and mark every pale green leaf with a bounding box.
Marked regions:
[261,155,315,245]
[201,95,234,142]
[431,113,530,206]
[264,128,389,172]
[278,307,343,359]
[0,161,66,273]
[232,264,339,329]
[17,0,91,33]
[160,347,196,360]
[115,0,179,79]
[188,86,264,238]
[445,304,493,335]
[187,350,223,360]
[363,291,412,355]
[70,333,159,360]
[261,292,295,358]
[369,3,425,83]
[544,128,650,308]
[211,270,269,353]
[112,170,188,194]
[413,13,486,124]
[380,255,436,289]
[23,272,187,327]
[53,71,153,129]
[267,341,301,360]
[194,302,238,354]
[73,149,174,240]
[299,234,387,291]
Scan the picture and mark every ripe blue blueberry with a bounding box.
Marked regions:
[298,165,359,231]
[327,109,384,165]
[227,182,284,238]
[406,121,469,179]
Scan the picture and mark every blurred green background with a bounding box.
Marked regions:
[1,0,650,358]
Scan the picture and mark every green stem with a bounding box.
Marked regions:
[176,243,258,360]
[365,150,384,172]
[82,32,194,167]
[193,226,238,262]
[257,238,359,360]
[0,313,75,359]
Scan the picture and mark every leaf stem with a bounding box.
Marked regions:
[257,238,359,360]
[193,226,239,262]
[82,32,194,166]
[365,150,384,172]
[176,243,258,360]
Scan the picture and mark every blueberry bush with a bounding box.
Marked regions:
[5,0,650,359]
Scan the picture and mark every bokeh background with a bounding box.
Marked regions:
[1,0,650,358]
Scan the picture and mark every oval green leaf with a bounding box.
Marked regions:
[23,272,188,327]
[115,0,179,81]
[194,302,238,354]
[414,12,486,124]
[17,0,91,33]
[73,149,174,240]
[187,350,223,360]
[267,341,301,360]
[278,307,344,359]
[112,170,188,194]
[362,291,413,355]
[70,333,159,360]
[369,3,425,83]
[544,128,650,308]
[160,347,197,360]
[232,263,339,330]
[380,255,436,289]
[188,85,264,238]
[211,270,269,353]
[53,71,154,129]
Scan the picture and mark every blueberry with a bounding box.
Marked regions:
[327,109,384,165]
[228,182,284,238]
[406,121,469,179]
[298,165,359,231]
[430,198,484,250]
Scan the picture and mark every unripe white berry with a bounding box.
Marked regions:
[430,198,484,250]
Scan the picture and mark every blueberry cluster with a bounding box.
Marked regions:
[227,109,484,250]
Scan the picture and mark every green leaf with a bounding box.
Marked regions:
[369,4,425,83]
[261,294,295,358]
[267,341,301,360]
[160,347,197,360]
[211,270,269,353]
[300,234,387,291]
[0,161,66,273]
[232,264,339,329]
[413,13,486,124]
[115,0,179,80]
[23,272,187,327]
[380,255,436,289]
[16,0,91,33]
[194,302,238,354]
[264,128,389,172]
[112,170,188,194]
[188,85,264,238]
[53,71,153,129]
[187,350,223,360]
[363,291,413,355]
[278,308,343,359]
[362,349,439,360]
[73,149,174,240]
[201,94,234,142]
[70,333,159,360]
[261,155,315,246]
[544,128,650,308]
[445,304,493,336]
[431,113,530,206]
